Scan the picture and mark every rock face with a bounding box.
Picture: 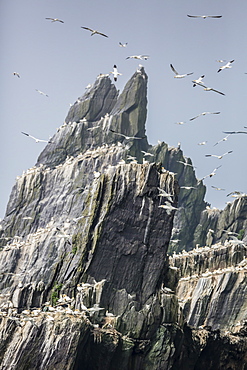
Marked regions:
[0,68,246,369]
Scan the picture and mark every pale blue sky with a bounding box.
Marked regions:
[1,0,246,217]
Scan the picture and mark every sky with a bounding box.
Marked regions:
[0,0,246,218]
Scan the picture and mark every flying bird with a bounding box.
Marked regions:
[35,89,49,97]
[170,64,193,78]
[141,150,154,157]
[205,150,233,159]
[217,60,234,72]
[213,134,230,146]
[45,18,64,23]
[159,201,178,215]
[201,165,222,180]
[21,132,53,143]
[198,141,207,145]
[180,186,197,190]
[223,130,247,135]
[177,160,194,167]
[189,112,220,121]
[193,82,225,95]
[81,27,108,37]
[119,42,128,47]
[110,65,122,81]
[13,72,20,78]
[211,186,225,191]
[216,60,226,63]
[110,129,144,140]
[192,75,205,87]
[187,15,222,19]
[174,121,186,125]
[126,55,149,60]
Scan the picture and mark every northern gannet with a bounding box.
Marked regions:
[45,18,64,23]
[35,89,49,97]
[201,165,222,180]
[193,82,225,95]
[217,60,234,72]
[21,132,53,143]
[213,134,230,146]
[141,150,154,157]
[223,130,247,135]
[159,202,178,214]
[13,72,20,78]
[119,42,128,47]
[187,15,222,19]
[189,111,220,121]
[175,121,186,125]
[180,186,197,190]
[109,129,144,140]
[177,160,194,167]
[211,186,225,191]
[205,150,233,159]
[170,64,193,78]
[110,65,122,81]
[81,27,108,37]
[126,55,149,60]
[192,75,205,87]
[198,141,207,145]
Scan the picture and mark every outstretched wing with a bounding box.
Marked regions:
[170,64,178,75]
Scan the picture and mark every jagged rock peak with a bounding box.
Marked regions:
[36,67,149,168]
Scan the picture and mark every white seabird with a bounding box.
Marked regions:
[223,130,247,135]
[201,165,222,180]
[35,89,49,97]
[189,111,220,121]
[126,55,149,60]
[192,75,205,87]
[159,202,178,215]
[110,129,144,140]
[110,65,122,81]
[213,134,230,146]
[170,64,193,78]
[180,186,197,190]
[211,186,225,191]
[193,82,225,95]
[177,160,194,167]
[119,42,128,47]
[205,150,233,159]
[141,150,154,157]
[81,27,108,37]
[217,60,234,72]
[187,15,222,19]
[198,141,207,145]
[21,132,53,143]
[13,72,20,78]
[45,18,64,23]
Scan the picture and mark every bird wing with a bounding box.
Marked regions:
[208,15,222,18]
[81,27,94,32]
[170,64,179,75]
[22,132,37,141]
[190,114,200,121]
[223,131,247,134]
[187,15,200,18]
[211,88,225,95]
[96,31,108,37]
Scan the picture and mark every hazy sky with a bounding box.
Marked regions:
[1,0,246,217]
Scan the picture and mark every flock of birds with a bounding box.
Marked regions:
[12,14,247,205]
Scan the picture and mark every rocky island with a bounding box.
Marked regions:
[0,68,246,369]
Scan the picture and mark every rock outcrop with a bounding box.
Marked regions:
[0,68,246,369]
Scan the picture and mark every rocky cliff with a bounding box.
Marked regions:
[0,68,246,369]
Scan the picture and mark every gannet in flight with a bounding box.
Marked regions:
[110,129,144,140]
[189,111,220,121]
[211,186,225,191]
[187,15,222,19]
[216,60,226,63]
[141,150,154,157]
[174,121,186,125]
[177,160,194,167]
[159,202,178,215]
[81,27,108,37]
[110,65,122,81]
[223,130,247,135]
[119,42,128,47]
[170,64,193,78]
[205,150,233,159]
[35,89,49,97]
[13,72,20,78]
[192,75,205,87]
[217,60,234,72]
[126,55,149,60]
[45,18,64,23]
[157,188,173,202]
[180,186,197,190]
[193,82,225,95]
[201,165,222,180]
[21,132,53,143]
[198,141,207,145]
[213,134,230,146]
